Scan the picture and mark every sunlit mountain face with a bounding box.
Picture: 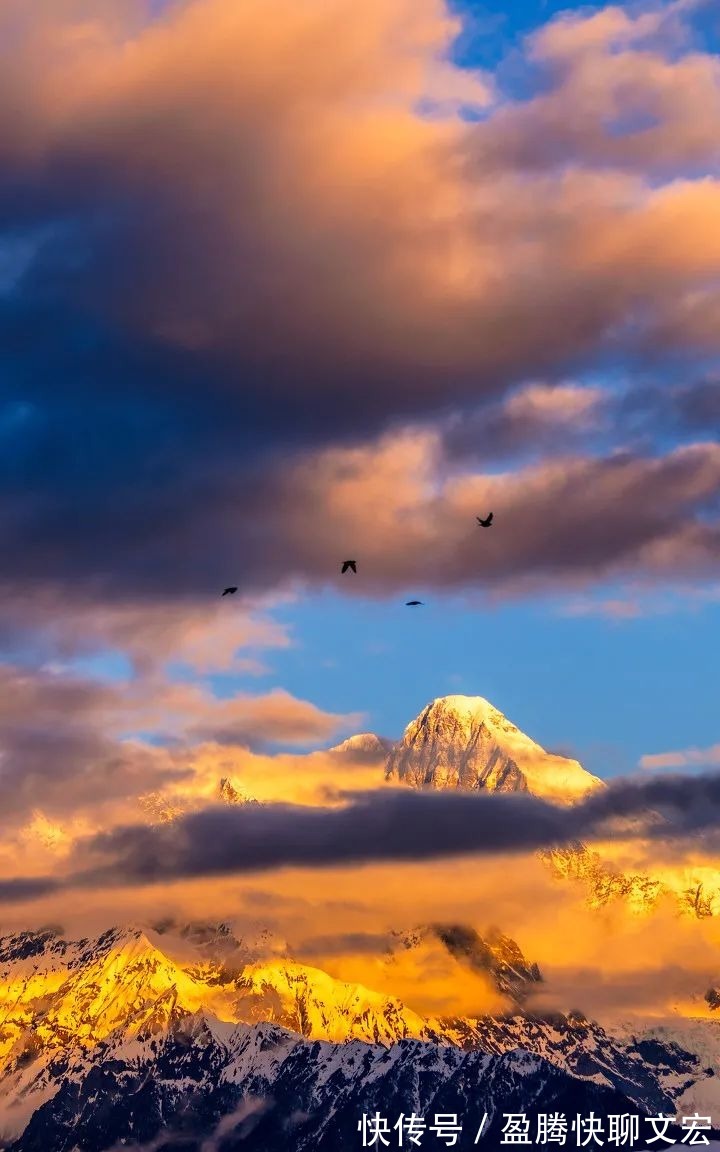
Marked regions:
[2,695,720,1149]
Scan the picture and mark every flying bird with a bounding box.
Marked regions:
[477,513,493,527]
[221,587,238,596]
[341,560,357,574]
[405,600,423,606]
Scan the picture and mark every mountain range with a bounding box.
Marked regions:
[0,922,714,1151]
[2,693,720,1150]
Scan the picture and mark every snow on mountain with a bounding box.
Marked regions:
[606,1015,720,1117]
[0,922,715,1148]
[0,922,440,1139]
[539,840,668,912]
[539,839,720,921]
[6,1010,707,1152]
[384,695,603,802]
[4,698,720,1147]
[376,695,720,922]
[330,733,394,761]
[231,959,438,1045]
[217,777,264,806]
[435,1012,706,1115]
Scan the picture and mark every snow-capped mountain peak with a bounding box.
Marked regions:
[384,694,603,803]
[330,733,393,758]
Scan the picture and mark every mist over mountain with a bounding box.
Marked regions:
[1,693,720,1150]
[0,922,714,1151]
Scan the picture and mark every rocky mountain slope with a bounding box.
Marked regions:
[0,924,712,1151]
[9,1014,699,1152]
[386,924,543,1005]
[384,695,603,801]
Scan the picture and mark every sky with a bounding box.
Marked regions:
[0,0,720,980]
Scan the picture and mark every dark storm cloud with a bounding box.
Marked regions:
[1,769,720,902]
[41,789,584,888]
[0,0,718,609]
[0,877,61,901]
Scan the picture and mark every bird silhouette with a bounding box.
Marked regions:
[222,587,238,596]
[341,560,357,574]
[405,600,423,606]
[477,513,493,527]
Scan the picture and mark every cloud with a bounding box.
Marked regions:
[0,662,360,829]
[0,876,60,902]
[0,0,717,611]
[640,745,720,770]
[5,768,720,902]
[293,931,395,959]
[199,1097,273,1152]
[0,587,295,677]
[0,664,193,823]
[250,431,720,595]
[184,688,363,750]
[1,401,717,611]
[477,3,720,179]
[674,378,720,428]
[532,960,719,1017]
[559,595,647,620]
[440,381,610,464]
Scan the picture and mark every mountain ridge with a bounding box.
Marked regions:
[0,922,713,1149]
[10,1013,700,1152]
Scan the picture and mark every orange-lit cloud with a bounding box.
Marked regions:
[640,745,720,770]
[0,661,361,831]
[0,0,717,605]
[3,842,720,1022]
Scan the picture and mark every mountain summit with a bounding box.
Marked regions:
[384,695,603,804]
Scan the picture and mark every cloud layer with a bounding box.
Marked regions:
[0,0,718,609]
[0,659,361,829]
[2,768,720,902]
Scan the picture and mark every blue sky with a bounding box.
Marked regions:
[448,0,720,64]
[190,587,717,777]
